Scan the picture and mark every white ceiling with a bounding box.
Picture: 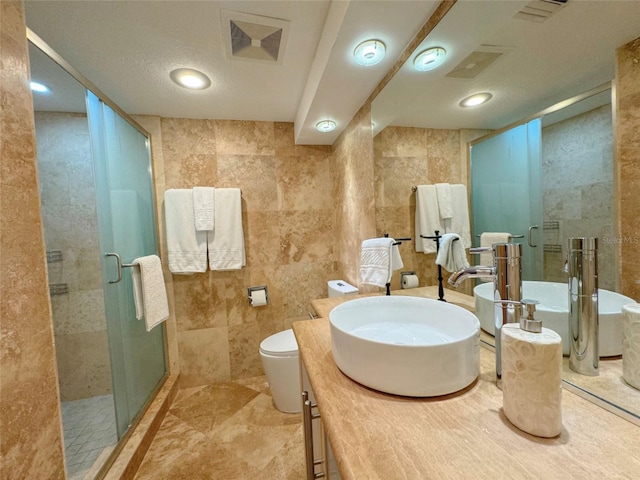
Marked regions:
[24,0,439,145]
[24,1,640,145]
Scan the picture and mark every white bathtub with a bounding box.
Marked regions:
[473,280,635,357]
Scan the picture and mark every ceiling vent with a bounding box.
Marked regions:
[220,10,290,65]
[514,0,568,23]
[446,45,512,79]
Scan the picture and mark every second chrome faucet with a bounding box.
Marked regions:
[449,243,523,385]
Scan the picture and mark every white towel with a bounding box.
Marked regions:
[360,238,396,288]
[164,189,208,273]
[435,183,453,220]
[391,243,404,272]
[131,255,170,332]
[208,188,246,271]
[435,233,469,273]
[444,184,472,249]
[479,232,510,266]
[193,186,215,231]
[414,185,444,254]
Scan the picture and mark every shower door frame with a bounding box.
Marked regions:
[27,27,170,476]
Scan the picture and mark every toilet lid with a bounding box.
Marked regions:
[260,329,298,356]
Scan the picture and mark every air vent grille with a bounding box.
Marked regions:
[221,10,290,65]
[514,0,568,23]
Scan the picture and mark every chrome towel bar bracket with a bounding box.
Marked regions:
[105,252,137,284]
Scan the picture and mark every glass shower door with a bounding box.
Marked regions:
[470,119,543,280]
[87,91,166,437]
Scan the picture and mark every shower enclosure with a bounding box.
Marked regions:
[29,35,166,480]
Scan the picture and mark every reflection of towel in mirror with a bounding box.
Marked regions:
[415,185,443,253]
[479,232,510,266]
[435,233,469,272]
[360,238,397,288]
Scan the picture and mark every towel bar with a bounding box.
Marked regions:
[105,252,137,284]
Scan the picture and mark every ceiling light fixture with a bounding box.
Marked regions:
[353,39,386,66]
[170,68,211,90]
[413,47,447,72]
[459,92,493,107]
[316,120,336,133]
[30,81,50,93]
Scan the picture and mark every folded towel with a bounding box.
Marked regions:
[436,233,469,273]
[391,243,404,272]
[131,255,170,332]
[208,188,246,271]
[443,184,472,249]
[435,183,453,220]
[415,185,444,254]
[193,186,215,231]
[480,232,510,266]
[360,238,395,288]
[165,189,208,273]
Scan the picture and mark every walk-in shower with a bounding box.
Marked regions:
[28,34,167,480]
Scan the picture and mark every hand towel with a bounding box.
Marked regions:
[164,189,208,273]
[445,184,472,249]
[415,185,444,254]
[391,243,404,272]
[131,255,170,332]
[479,232,510,266]
[193,186,215,231]
[208,188,246,271]
[435,183,453,220]
[435,233,469,273]
[360,238,395,288]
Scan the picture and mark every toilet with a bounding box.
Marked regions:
[259,280,358,413]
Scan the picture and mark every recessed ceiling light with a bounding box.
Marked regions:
[353,39,386,66]
[170,68,211,90]
[316,120,336,133]
[459,92,493,108]
[30,81,50,93]
[413,47,447,72]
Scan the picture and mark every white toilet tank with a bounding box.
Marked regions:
[328,280,359,298]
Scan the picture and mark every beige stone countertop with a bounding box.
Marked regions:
[295,287,640,479]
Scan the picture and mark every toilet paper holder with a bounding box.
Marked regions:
[401,271,416,288]
[248,285,269,306]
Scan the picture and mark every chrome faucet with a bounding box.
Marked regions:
[449,243,523,386]
[567,237,599,376]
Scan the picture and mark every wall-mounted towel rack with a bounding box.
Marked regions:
[475,233,524,239]
[105,252,138,284]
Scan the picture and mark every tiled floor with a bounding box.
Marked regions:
[134,376,305,479]
[61,394,118,480]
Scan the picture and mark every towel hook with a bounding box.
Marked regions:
[105,252,136,284]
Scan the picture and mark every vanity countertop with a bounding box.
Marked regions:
[294,287,640,479]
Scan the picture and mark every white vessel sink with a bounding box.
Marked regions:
[474,281,635,357]
[329,296,480,397]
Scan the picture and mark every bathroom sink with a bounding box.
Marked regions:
[329,296,480,397]
[474,281,635,356]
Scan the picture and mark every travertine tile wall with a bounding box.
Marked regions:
[156,119,335,387]
[373,126,487,293]
[541,105,615,289]
[0,1,65,478]
[34,111,112,401]
[616,36,640,301]
[332,104,377,291]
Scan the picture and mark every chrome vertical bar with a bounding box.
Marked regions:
[568,237,599,376]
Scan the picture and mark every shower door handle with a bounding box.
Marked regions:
[105,252,136,284]
[528,225,539,248]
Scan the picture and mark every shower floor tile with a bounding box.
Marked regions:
[61,394,118,480]
[135,376,304,479]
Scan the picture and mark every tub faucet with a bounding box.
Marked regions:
[449,243,523,387]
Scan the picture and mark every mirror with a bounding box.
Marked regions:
[371,0,640,422]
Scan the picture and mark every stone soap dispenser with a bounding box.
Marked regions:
[501,299,563,438]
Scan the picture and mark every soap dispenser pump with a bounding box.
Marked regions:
[501,299,563,438]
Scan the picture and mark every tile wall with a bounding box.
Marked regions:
[34,111,112,401]
[154,119,335,388]
[541,105,615,289]
[0,1,65,478]
[616,35,640,300]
